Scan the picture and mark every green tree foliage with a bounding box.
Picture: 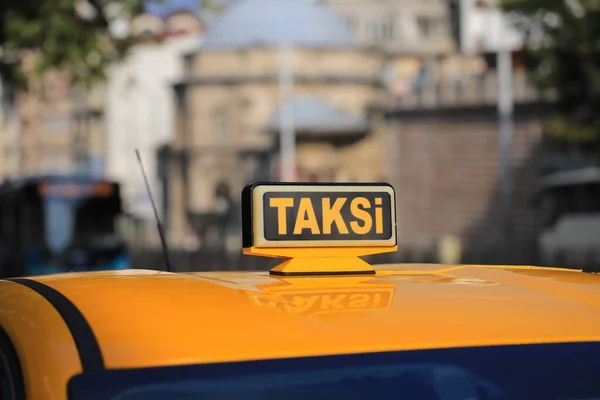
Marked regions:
[201,0,226,14]
[0,0,146,88]
[502,0,600,143]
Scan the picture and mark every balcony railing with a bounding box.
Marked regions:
[383,71,556,110]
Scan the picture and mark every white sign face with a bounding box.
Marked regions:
[459,0,523,54]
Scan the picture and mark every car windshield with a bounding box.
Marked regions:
[69,342,600,400]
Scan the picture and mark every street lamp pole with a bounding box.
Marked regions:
[497,42,514,248]
[277,41,296,182]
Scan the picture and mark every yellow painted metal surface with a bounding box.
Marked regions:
[244,246,398,274]
[0,281,81,400]
[16,264,600,373]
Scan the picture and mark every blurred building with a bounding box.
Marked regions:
[380,54,553,264]
[448,0,523,55]
[0,81,5,179]
[0,78,19,179]
[159,0,553,259]
[374,0,535,262]
[71,84,109,177]
[164,0,389,247]
[318,0,455,55]
[9,53,109,179]
[15,53,75,176]
[105,2,203,245]
[316,0,460,100]
[314,0,509,101]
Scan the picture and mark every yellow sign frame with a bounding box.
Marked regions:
[241,182,398,276]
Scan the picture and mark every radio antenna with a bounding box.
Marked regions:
[135,149,173,273]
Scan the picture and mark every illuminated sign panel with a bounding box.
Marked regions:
[38,182,114,199]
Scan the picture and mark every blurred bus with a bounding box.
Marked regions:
[0,175,130,277]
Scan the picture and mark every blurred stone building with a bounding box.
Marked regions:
[159,0,553,264]
[164,0,390,247]
[71,85,108,177]
[0,78,19,179]
[106,2,204,246]
[318,0,454,55]
[378,57,553,264]
[315,0,492,101]
[3,1,205,248]
[15,53,76,175]
[7,50,109,178]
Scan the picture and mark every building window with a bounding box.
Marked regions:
[370,16,395,42]
[417,17,447,38]
[340,14,358,34]
[239,97,252,111]
[370,19,381,41]
[43,149,60,172]
[39,82,51,102]
[382,15,395,41]
[417,17,431,37]
[435,19,449,37]
[42,115,71,132]
[212,106,228,145]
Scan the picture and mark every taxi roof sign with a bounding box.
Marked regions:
[242,182,398,276]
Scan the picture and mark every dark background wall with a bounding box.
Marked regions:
[385,103,547,263]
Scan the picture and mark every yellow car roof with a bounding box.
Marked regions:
[9,264,600,371]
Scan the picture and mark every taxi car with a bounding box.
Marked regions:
[1,182,600,400]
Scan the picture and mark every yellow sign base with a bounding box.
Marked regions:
[243,246,398,276]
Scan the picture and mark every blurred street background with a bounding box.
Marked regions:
[0,0,599,276]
